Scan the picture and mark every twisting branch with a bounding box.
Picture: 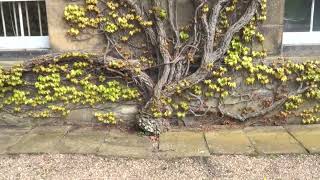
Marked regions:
[59,0,273,134]
[164,0,261,96]
[192,1,205,44]
[152,0,173,98]
[167,1,203,83]
[204,0,261,64]
[167,0,181,84]
[207,0,230,51]
[218,85,310,122]
[167,0,180,48]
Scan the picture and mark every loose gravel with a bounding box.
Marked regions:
[0,154,319,179]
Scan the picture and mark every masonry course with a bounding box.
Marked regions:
[0,125,319,158]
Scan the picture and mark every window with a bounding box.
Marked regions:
[283,0,320,45]
[0,0,49,50]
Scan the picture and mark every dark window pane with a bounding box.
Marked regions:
[0,1,48,37]
[3,2,16,36]
[0,4,3,36]
[22,2,30,36]
[14,3,21,36]
[40,1,48,36]
[28,1,41,36]
[284,0,312,32]
[313,0,320,31]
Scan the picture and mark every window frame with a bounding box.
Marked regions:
[282,0,320,45]
[0,0,50,50]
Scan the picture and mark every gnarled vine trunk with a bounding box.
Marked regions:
[124,0,263,134]
[4,0,319,134]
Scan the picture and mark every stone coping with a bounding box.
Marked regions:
[1,125,320,159]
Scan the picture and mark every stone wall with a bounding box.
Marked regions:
[0,103,138,128]
[262,0,285,55]
[1,0,308,128]
[45,0,105,53]
[45,0,285,55]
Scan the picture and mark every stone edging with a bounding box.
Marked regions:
[1,125,320,159]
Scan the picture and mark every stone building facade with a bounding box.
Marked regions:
[45,0,285,55]
[1,0,318,59]
[0,0,319,127]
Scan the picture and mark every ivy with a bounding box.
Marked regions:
[3,0,319,135]
[0,53,140,125]
[64,0,152,42]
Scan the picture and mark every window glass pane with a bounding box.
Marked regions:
[3,2,16,36]
[28,1,41,36]
[0,4,3,36]
[284,0,312,32]
[313,0,320,31]
[0,1,48,37]
[22,2,29,36]
[14,2,21,36]
[40,1,48,36]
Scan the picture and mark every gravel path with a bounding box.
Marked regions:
[0,154,319,179]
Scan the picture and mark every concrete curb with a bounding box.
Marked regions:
[1,125,320,159]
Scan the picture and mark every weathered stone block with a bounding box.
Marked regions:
[66,104,138,126]
[7,126,71,154]
[98,130,155,158]
[264,0,285,25]
[205,129,255,154]
[255,25,283,55]
[112,104,138,122]
[66,109,96,125]
[282,45,320,57]
[45,0,105,52]
[159,131,210,158]
[30,118,65,127]
[57,127,107,154]
[245,126,307,154]
[0,128,31,154]
[286,125,320,154]
[0,102,138,128]
[0,113,32,127]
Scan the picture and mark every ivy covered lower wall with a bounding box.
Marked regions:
[2,0,320,134]
[0,54,318,128]
[0,53,141,127]
[0,103,138,128]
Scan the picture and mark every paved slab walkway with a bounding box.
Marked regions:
[1,125,320,158]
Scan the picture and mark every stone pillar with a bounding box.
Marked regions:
[260,0,285,55]
[45,0,105,53]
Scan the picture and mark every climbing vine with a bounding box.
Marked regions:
[0,52,140,124]
[1,0,320,134]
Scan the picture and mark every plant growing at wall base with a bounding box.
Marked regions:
[3,0,320,134]
[60,0,306,133]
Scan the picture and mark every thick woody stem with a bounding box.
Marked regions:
[152,0,172,98]
[164,0,261,96]
[167,0,180,48]
[167,1,203,83]
[206,0,230,52]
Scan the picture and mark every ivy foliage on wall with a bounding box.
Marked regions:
[0,53,140,124]
[1,0,320,134]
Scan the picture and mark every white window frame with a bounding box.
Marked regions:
[0,0,50,50]
[283,0,320,45]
